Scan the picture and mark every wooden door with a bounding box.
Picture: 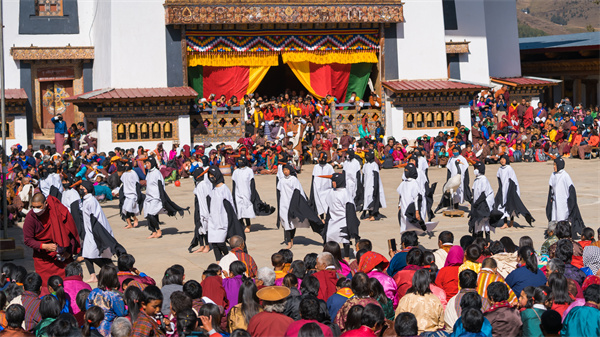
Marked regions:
[41,80,74,129]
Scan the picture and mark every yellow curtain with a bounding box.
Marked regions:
[188,53,279,67]
[286,61,323,99]
[282,51,378,65]
[248,67,270,94]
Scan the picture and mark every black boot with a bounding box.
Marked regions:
[485,231,491,241]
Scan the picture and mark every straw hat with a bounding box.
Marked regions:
[256,286,290,302]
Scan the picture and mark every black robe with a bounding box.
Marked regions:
[289,189,324,235]
[490,179,534,226]
[158,181,189,217]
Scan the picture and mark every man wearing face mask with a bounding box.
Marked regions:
[361,150,386,221]
[51,113,67,154]
[205,165,245,261]
[322,172,360,258]
[546,157,584,238]
[38,163,64,199]
[23,192,80,292]
[469,162,495,240]
[309,152,335,219]
[397,163,435,234]
[143,157,189,239]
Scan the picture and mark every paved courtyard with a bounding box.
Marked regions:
[6,160,600,282]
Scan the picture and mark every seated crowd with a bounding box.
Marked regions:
[1,220,599,337]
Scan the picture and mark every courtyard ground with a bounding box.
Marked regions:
[6,160,600,282]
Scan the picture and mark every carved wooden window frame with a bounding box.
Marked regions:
[403,110,458,130]
[111,117,179,142]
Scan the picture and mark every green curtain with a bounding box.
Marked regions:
[344,63,373,103]
[188,66,203,99]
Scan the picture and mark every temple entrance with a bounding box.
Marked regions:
[254,61,306,98]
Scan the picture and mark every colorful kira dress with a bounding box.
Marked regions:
[86,288,127,337]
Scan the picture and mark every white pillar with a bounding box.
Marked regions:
[459,105,472,142]
[178,115,191,146]
[389,105,404,140]
[97,117,113,154]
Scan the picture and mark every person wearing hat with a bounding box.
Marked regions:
[143,157,189,239]
[469,162,495,240]
[80,180,124,283]
[119,160,144,229]
[397,163,436,234]
[492,154,534,229]
[310,152,335,219]
[38,162,64,199]
[322,172,360,258]
[247,286,293,336]
[206,165,245,261]
[361,150,386,221]
[277,164,323,249]
[189,167,211,254]
[444,146,472,209]
[546,157,584,238]
[343,149,363,208]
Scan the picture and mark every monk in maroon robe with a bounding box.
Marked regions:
[23,193,80,291]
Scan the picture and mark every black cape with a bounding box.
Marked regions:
[118,182,145,222]
[490,179,534,226]
[288,189,324,235]
[545,185,584,238]
[468,192,491,234]
[232,178,275,217]
[91,214,127,256]
[206,195,246,241]
[69,200,85,242]
[322,202,361,242]
[354,170,364,211]
[158,181,190,217]
[400,194,427,231]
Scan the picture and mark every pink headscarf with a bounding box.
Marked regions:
[444,246,465,268]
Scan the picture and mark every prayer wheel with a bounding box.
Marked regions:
[406,112,414,128]
[164,122,172,138]
[446,111,454,127]
[426,112,434,128]
[129,123,138,140]
[117,123,126,140]
[152,122,161,138]
[141,122,149,139]
[416,112,424,128]
[436,112,444,127]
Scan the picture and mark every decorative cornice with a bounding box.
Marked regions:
[10,46,94,61]
[392,91,476,111]
[446,41,469,54]
[165,4,404,25]
[521,59,600,74]
[73,101,193,118]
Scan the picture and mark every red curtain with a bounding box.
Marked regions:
[202,66,249,100]
[309,63,352,101]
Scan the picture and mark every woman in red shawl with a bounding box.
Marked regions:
[435,245,464,301]
[23,192,80,292]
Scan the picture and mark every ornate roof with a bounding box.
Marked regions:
[490,76,561,87]
[383,79,488,93]
[164,0,404,25]
[66,87,198,103]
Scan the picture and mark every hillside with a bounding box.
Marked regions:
[516,0,600,37]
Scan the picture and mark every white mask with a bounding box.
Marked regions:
[474,169,480,176]
[33,207,45,214]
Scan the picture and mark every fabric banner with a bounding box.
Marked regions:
[188,66,270,100]
[344,63,373,102]
[281,51,377,65]
[188,53,279,67]
[286,61,351,101]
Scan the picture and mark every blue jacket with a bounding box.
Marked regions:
[505,266,547,297]
[52,116,68,134]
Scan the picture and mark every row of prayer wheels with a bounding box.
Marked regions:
[116,121,173,140]
[405,111,455,129]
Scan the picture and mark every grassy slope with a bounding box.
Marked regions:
[516,0,600,36]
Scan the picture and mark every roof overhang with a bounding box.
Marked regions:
[164,0,404,25]
[4,89,29,115]
[66,87,198,104]
[490,76,561,88]
[383,79,489,94]
[446,41,470,54]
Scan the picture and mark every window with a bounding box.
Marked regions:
[3,122,9,138]
[404,111,457,129]
[426,112,434,128]
[445,111,455,126]
[443,0,458,30]
[117,123,126,140]
[36,0,63,16]
[436,112,444,127]
[447,54,461,79]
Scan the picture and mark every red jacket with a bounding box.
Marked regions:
[314,269,338,301]
[392,265,421,303]
[341,326,377,337]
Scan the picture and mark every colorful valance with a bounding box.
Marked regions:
[281,51,377,65]
[188,53,279,67]
[186,29,379,53]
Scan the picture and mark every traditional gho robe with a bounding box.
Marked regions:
[323,173,360,244]
[190,170,211,252]
[546,158,584,238]
[118,169,144,221]
[22,196,80,287]
[397,164,437,233]
[81,193,125,259]
[491,156,534,226]
[206,166,245,244]
[232,163,275,220]
[446,154,471,204]
[343,152,363,207]
[469,163,495,234]
[277,165,323,234]
[362,152,386,216]
[39,172,63,199]
[310,154,335,215]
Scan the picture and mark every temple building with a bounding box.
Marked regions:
[2,0,558,152]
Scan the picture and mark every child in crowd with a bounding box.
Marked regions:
[82,306,105,337]
[132,285,165,337]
